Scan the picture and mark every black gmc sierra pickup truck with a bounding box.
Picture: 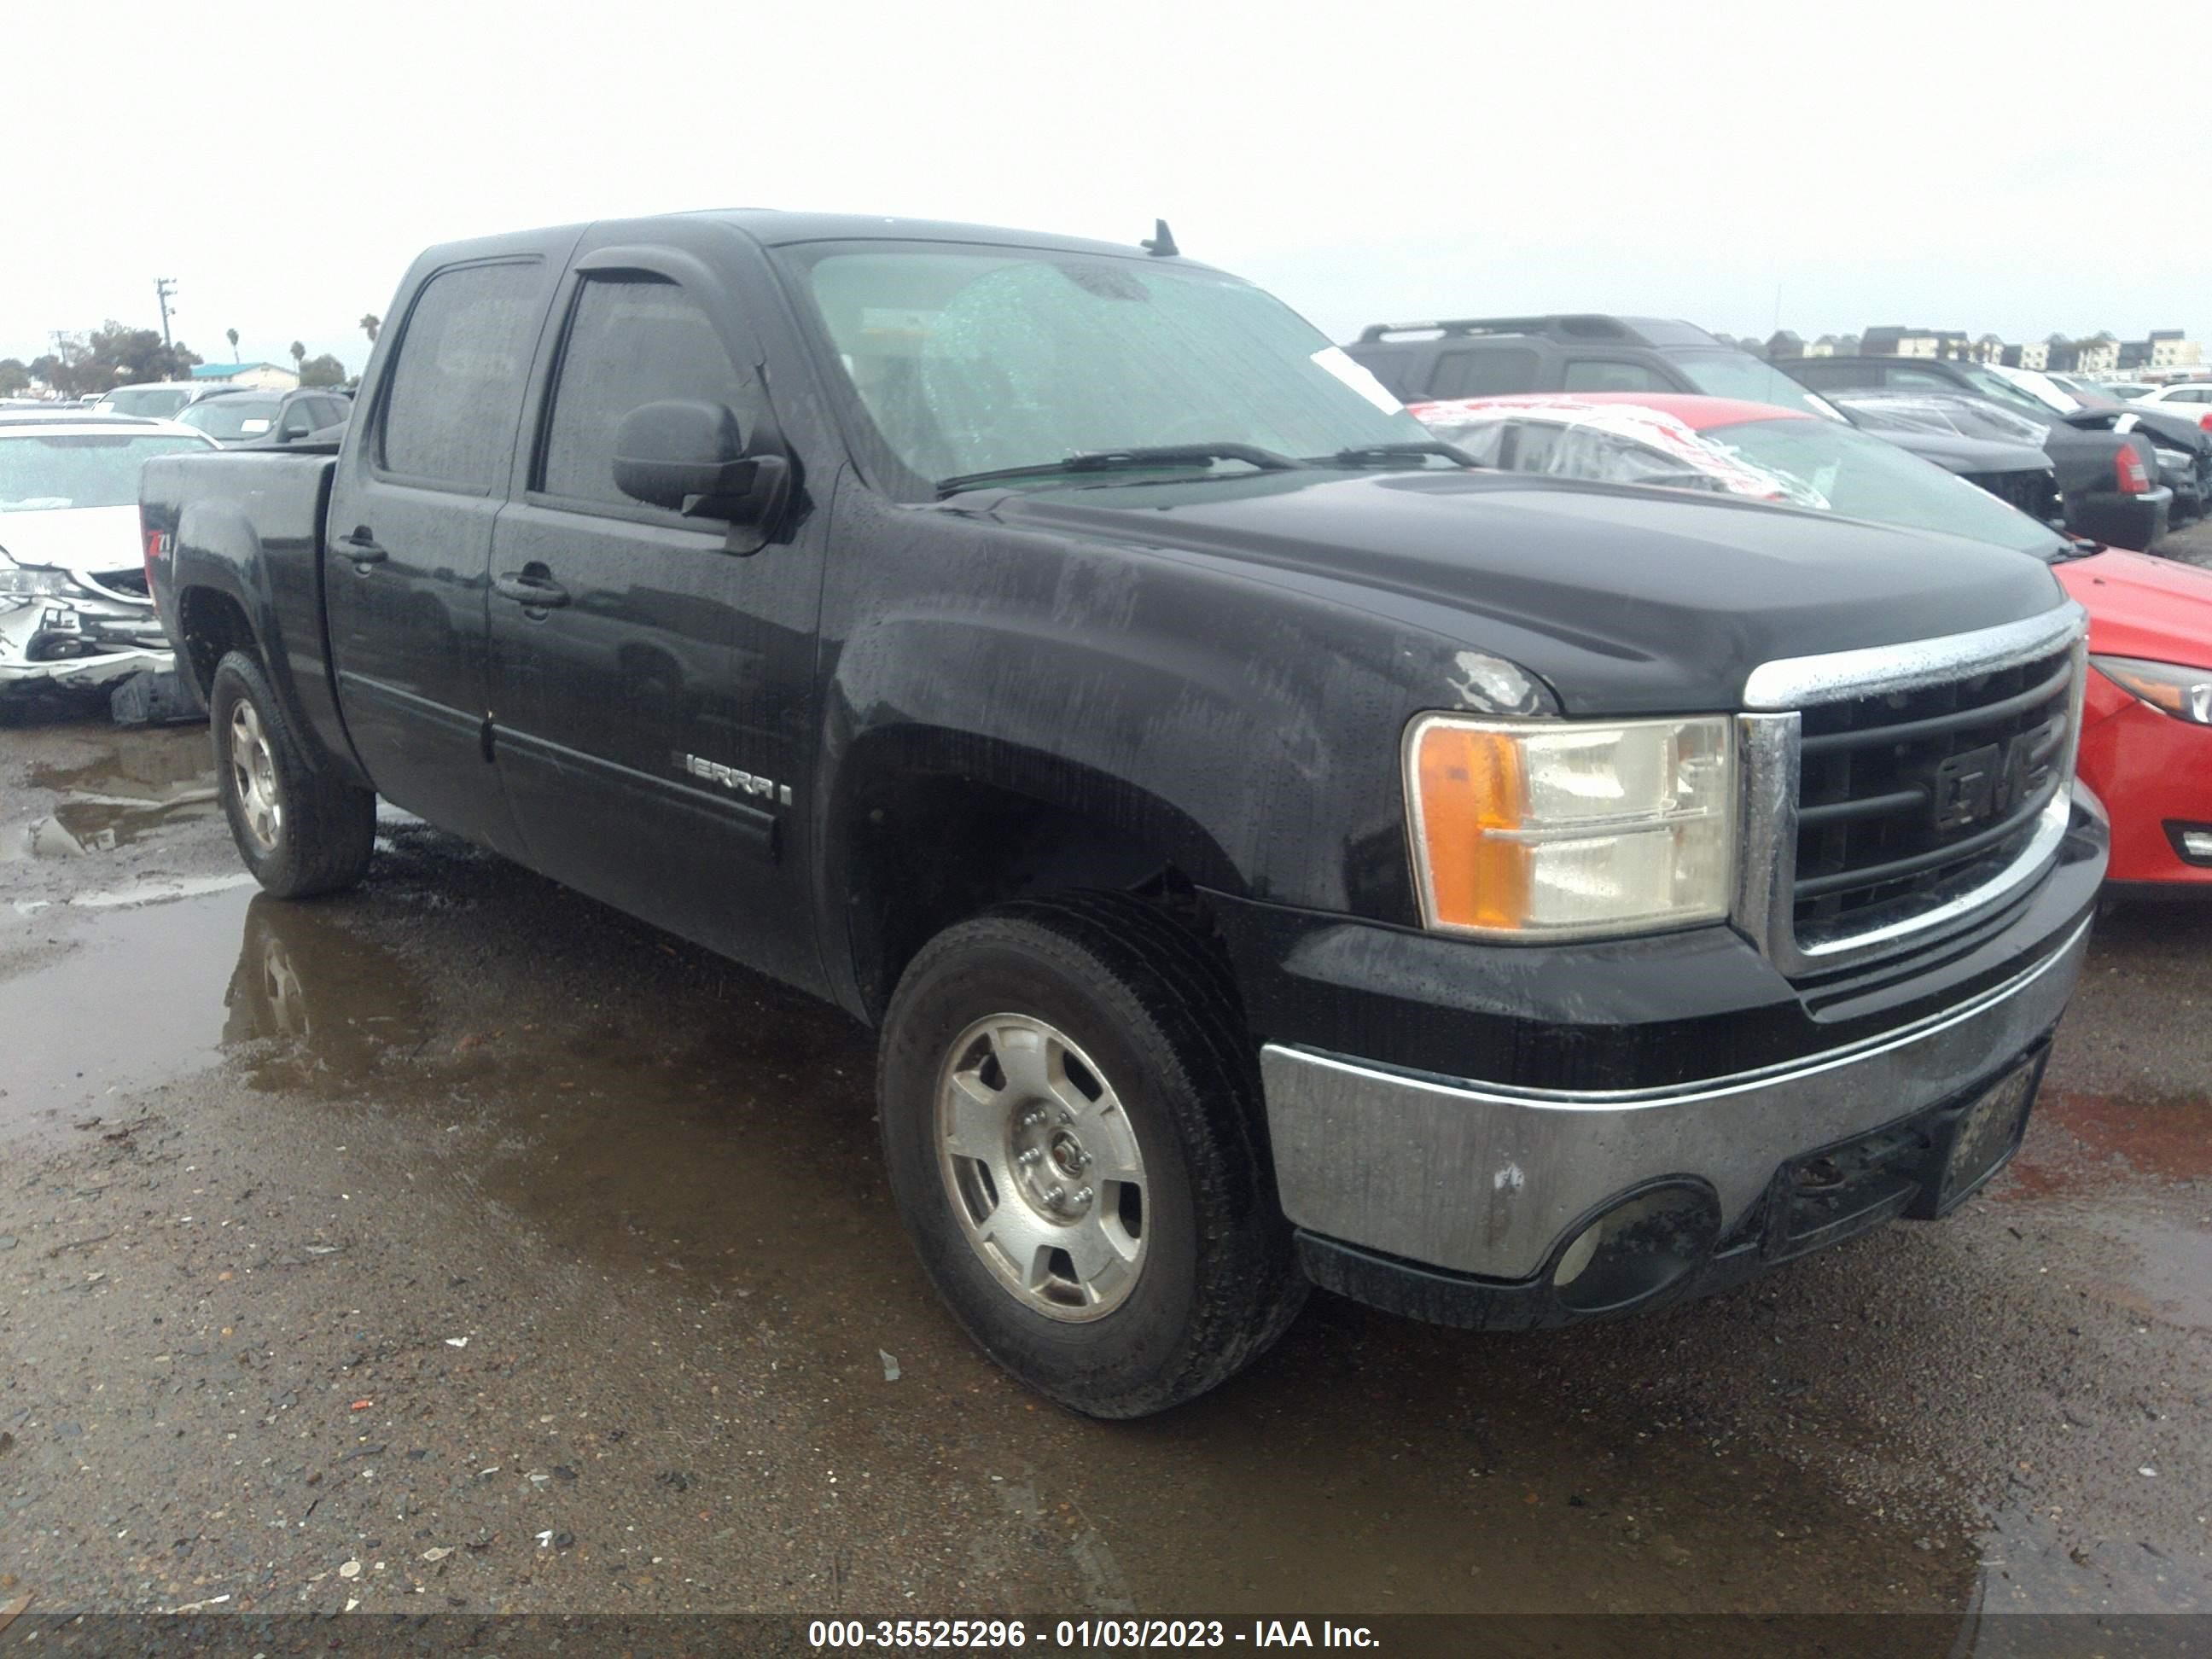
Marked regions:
[143,211,2107,1417]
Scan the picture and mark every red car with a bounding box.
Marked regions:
[1412,393,2212,890]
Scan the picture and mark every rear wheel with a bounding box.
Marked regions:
[879,894,1304,1417]
[209,649,375,898]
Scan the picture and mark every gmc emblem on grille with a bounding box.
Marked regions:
[1931,736,2033,833]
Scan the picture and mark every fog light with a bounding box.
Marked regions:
[2180,826,2212,864]
[1552,1225,1602,1288]
[1550,1185,1719,1314]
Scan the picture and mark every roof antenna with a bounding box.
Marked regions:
[1141,218,1179,258]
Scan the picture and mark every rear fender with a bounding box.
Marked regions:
[172,489,370,788]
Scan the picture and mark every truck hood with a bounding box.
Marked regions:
[998,469,2069,715]
[0,504,146,582]
[2056,547,2212,667]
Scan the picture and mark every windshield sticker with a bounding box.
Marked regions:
[240,419,272,434]
[1311,346,1403,415]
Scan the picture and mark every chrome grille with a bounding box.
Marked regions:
[1734,606,2087,975]
[1793,645,2074,933]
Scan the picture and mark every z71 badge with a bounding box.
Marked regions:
[679,754,791,806]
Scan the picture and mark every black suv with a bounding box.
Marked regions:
[175,386,353,448]
[1342,314,1832,413]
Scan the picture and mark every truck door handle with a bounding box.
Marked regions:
[493,570,570,609]
[338,528,387,566]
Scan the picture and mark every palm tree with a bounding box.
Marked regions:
[359,313,380,345]
[289,341,306,379]
[225,327,239,362]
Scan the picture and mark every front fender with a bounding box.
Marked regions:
[818,504,1471,928]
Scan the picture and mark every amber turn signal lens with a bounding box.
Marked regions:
[1412,724,1529,930]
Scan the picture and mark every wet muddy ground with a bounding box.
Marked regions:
[1,713,2207,1641]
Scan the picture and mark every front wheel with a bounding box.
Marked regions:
[879,894,1304,1417]
[208,649,376,898]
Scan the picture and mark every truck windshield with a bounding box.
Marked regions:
[783,242,1435,495]
[0,433,211,511]
[179,397,283,439]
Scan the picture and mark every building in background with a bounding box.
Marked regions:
[1861,326,1970,358]
[2073,334,2122,374]
[189,361,301,392]
[2147,329,2200,370]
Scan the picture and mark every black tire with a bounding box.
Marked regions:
[879,892,1305,1417]
[208,649,375,899]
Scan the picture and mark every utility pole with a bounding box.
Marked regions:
[154,277,178,349]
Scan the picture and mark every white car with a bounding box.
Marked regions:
[0,412,217,699]
[91,381,214,421]
[2128,381,2212,428]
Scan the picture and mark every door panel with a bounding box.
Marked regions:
[324,257,551,856]
[486,258,825,992]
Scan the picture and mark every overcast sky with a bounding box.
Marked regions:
[7,0,2207,379]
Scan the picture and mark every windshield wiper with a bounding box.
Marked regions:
[936,444,1304,498]
[1307,439,1475,469]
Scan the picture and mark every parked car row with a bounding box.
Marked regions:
[1781,352,2205,544]
[1342,318,2194,553]
[0,381,353,712]
[94,381,353,446]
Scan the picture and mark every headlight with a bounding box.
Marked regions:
[2093,655,2212,724]
[0,563,70,598]
[1405,715,1736,939]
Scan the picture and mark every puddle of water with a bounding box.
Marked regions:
[0,883,254,1129]
[6,744,223,862]
[26,738,215,797]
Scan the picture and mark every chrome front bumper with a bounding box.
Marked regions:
[1259,915,2093,1281]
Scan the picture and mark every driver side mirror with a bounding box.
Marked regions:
[613,399,789,534]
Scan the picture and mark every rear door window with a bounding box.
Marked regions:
[379,260,543,492]
[1561,358,1672,393]
[536,276,749,510]
[1427,347,1538,399]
